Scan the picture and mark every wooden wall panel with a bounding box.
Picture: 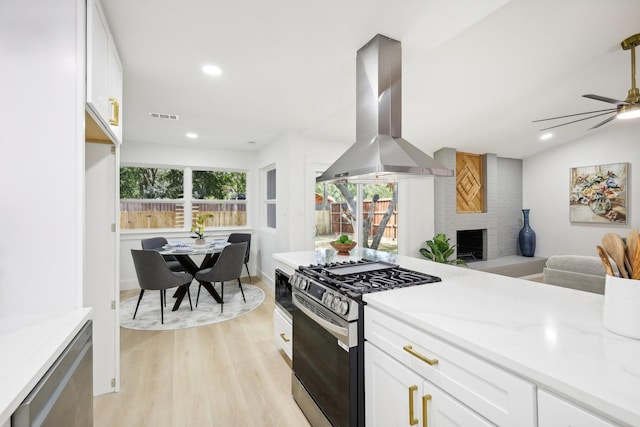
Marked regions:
[456,152,484,213]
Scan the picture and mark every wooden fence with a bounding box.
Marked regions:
[318,199,397,239]
[120,201,246,229]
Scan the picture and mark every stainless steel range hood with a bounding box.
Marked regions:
[317,34,453,183]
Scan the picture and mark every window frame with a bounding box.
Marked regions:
[264,165,276,229]
[119,165,249,233]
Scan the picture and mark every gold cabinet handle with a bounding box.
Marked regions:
[279,333,290,343]
[109,97,120,126]
[408,385,419,426]
[403,345,438,366]
[422,394,432,427]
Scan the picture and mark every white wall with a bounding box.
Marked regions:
[397,178,436,258]
[119,143,258,290]
[0,0,85,317]
[523,121,640,257]
[256,133,348,288]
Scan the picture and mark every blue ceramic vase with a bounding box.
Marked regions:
[518,209,536,257]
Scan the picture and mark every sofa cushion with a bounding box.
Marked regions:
[545,255,606,276]
[543,255,606,294]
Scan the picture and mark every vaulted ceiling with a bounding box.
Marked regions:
[102,0,640,159]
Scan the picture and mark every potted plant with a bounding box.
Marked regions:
[419,233,467,266]
[191,213,213,244]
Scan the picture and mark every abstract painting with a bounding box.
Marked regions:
[570,162,628,223]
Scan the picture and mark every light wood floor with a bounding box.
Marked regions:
[93,280,311,427]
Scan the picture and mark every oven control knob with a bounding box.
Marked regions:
[339,300,349,315]
[299,279,308,291]
[323,293,333,307]
[331,298,340,311]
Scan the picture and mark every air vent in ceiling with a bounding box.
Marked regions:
[149,112,179,120]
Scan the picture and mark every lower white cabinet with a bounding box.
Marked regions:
[538,390,617,426]
[273,308,292,360]
[366,342,492,426]
[365,307,535,426]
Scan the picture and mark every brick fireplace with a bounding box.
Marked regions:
[434,148,523,261]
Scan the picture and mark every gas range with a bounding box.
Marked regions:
[291,259,441,322]
[290,258,442,427]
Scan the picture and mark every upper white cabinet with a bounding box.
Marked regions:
[86,0,123,144]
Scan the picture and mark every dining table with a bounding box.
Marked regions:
[159,240,229,311]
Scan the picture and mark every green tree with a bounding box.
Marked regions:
[119,167,183,199]
[192,171,246,199]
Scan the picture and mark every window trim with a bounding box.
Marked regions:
[120,165,249,233]
[263,165,277,229]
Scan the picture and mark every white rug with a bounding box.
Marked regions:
[120,283,265,331]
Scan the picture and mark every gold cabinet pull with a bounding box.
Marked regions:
[279,333,290,343]
[408,385,419,425]
[109,97,120,126]
[403,345,439,366]
[422,394,432,427]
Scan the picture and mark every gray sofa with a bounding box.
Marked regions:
[543,255,606,294]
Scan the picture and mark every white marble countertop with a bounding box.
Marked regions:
[274,249,640,426]
[0,308,93,424]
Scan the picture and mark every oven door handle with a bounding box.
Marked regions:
[294,297,349,339]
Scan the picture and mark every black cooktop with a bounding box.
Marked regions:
[297,259,441,295]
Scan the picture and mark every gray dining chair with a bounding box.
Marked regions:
[227,233,252,283]
[195,242,247,313]
[141,237,185,272]
[131,249,193,324]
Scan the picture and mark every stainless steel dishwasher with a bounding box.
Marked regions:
[12,320,93,427]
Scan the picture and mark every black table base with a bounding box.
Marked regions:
[171,252,221,311]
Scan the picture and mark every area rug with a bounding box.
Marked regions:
[120,283,265,331]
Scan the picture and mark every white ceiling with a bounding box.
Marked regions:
[102,0,640,159]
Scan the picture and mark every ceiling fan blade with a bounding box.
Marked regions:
[532,108,616,123]
[588,114,617,130]
[583,94,628,105]
[539,111,616,131]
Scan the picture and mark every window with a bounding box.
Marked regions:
[314,179,398,253]
[120,166,248,230]
[192,170,247,228]
[120,167,184,230]
[265,168,276,228]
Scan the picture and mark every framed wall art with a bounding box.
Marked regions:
[569,162,628,224]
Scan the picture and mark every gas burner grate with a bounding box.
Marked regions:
[298,259,441,294]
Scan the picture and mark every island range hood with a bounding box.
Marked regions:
[317,34,453,183]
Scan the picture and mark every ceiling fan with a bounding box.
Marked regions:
[533,33,640,131]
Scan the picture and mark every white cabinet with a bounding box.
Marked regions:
[365,307,535,426]
[366,342,492,426]
[538,390,617,426]
[274,307,293,360]
[87,0,123,144]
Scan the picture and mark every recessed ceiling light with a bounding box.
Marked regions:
[186,133,198,139]
[540,133,553,141]
[202,64,222,76]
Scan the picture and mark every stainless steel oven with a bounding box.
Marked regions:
[290,260,442,426]
[292,286,362,427]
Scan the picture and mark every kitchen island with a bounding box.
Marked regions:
[274,249,640,426]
